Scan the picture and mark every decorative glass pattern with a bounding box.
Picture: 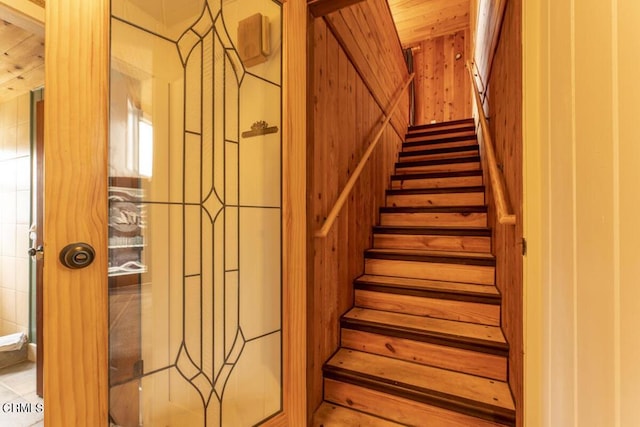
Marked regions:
[108,1,282,425]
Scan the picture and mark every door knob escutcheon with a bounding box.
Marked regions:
[59,243,95,269]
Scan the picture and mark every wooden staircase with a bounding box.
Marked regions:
[313,119,516,426]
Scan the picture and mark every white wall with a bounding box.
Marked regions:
[524,0,640,425]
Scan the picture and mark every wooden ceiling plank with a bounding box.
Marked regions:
[388,0,470,48]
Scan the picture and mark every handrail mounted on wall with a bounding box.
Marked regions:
[315,73,415,238]
[466,61,516,225]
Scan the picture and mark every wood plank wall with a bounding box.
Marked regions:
[324,0,410,135]
[307,1,409,419]
[483,0,523,425]
[413,29,471,125]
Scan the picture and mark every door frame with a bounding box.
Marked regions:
[43,0,307,425]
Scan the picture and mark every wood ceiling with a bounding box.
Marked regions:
[388,0,470,48]
[0,19,44,103]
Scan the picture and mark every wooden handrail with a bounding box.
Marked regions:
[315,73,415,238]
[466,61,516,225]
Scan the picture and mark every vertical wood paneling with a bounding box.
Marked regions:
[324,0,409,136]
[414,29,471,125]
[307,9,406,416]
[485,0,523,425]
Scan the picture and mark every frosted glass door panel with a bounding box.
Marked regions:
[108,1,282,426]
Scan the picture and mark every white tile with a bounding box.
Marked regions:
[16,123,30,157]
[14,258,29,294]
[16,93,30,125]
[1,224,16,257]
[15,191,30,225]
[0,98,18,129]
[0,257,16,289]
[0,100,7,128]
[2,288,16,323]
[16,157,31,191]
[1,320,17,335]
[0,160,17,193]
[16,291,28,330]
[1,125,17,159]
[15,226,29,259]
[2,192,17,225]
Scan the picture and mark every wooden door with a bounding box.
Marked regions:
[43,0,306,426]
[43,0,109,425]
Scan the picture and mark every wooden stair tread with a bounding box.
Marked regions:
[318,119,514,424]
[365,248,495,265]
[387,186,485,195]
[403,135,478,148]
[312,402,404,427]
[373,225,490,236]
[398,144,479,158]
[391,170,483,181]
[324,349,515,417]
[343,307,507,348]
[380,205,487,214]
[356,274,499,295]
[395,156,480,168]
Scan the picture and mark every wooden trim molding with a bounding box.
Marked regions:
[262,0,308,424]
[308,0,366,17]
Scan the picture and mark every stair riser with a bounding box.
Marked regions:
[355,289,500,325]
[395,162,481,175]
[391,175,483,189]
[373,234,491,252]
[324,379,510,427]
[379,212,488,227]
[406,130,476,142]
[398,149,479,163]
[387,192,485,207]
[365,258,495,285]
[408,120,474,132]
[341,329,507,381]
[403,139,477,152]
